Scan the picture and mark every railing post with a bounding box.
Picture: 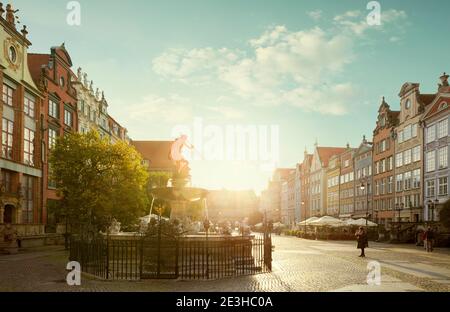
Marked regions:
[139,235,144,279]
[105,234,110,280]
[175,239,179,278]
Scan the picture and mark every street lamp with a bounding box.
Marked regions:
[360,176,369,227]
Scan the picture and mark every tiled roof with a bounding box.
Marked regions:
[132,141,175,171]
[419,94,436,106]
[27,53,50,85]
[317,147,347,167]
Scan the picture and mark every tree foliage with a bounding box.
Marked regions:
[49,131,149,233]
[440,199,450,229]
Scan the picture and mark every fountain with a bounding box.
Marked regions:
[75,136,270,280]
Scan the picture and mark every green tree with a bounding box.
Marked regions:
[50,131,149,233]
[440,199,450,229]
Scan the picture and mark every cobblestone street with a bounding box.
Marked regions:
[1,235,450,292]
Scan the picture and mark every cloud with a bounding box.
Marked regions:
[307,10,323,21]
[206,105,244,119]
[334,9,407,36]
[151,9,408,116]
[283,83,357,115]
[152,47,241,84]
[128,94,192,123]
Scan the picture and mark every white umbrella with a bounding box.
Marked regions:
[309,216,345,226]
[297,217,319,225]
[346,218,377,227]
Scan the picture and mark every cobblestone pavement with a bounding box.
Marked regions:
[0,236,449,292]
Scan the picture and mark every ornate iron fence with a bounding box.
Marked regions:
[69,233,272,280]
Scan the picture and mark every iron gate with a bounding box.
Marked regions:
[70,232,272,280]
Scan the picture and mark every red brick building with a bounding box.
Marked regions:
[372,97,399,227]
[300,151,313,221]
[0,6,44,236]
[28,44,78,232]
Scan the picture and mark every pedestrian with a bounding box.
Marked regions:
[422,230,428,251]
[355,226,368,257]
[425,227,434,252]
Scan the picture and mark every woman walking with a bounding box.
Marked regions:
[355,226,368,257]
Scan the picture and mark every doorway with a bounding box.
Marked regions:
[3,204,15,224]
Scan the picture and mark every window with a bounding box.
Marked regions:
[387,176,393,193]
[396,174,403,192]
[404,195,411,208]
[24,94,35,118]
[396,152,403,168]
[438,146,448,169]
[368,165,372,176]
[8,46,17,63]
[381,179,386,195]
[404,149,412,165]
[2,118,14,159]
[427,125,436,143]
[427,180,435,197]
[49,100,59,118]
[2,84,13,106]
[438,177,448,196]
[413,169,420,189]
[388,156,393,171]
[380,159,385,173]
[403,125,412,141]
[405,99,411,109]
[24,128,35,166]
[412,146,421,162]
[48,128,57,149]
[64,109,73,127]
[426,150,436,172]
[375,180,379,196]
[21,175,34,224]
[404,171,412,190]
[398,130,404,144]
[374,161,379,175]
[1,170,12,193]
[344,160,349,167]
[438,118,448,139]
[59,77,65,87]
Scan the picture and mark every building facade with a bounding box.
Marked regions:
[326,154,340,217]
[73,68,101,135]
[310,146,346,217]
[422,73,450,222]
[300,152,312,221]
[394,83,434,223]
[338,146,356,219]
[372,97,399,227]
[0,7,44,235]
[28,44,78,232]
[353,136,373,219]
[294,163,302,223]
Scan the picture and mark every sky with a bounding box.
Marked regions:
[12,0,450,194]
